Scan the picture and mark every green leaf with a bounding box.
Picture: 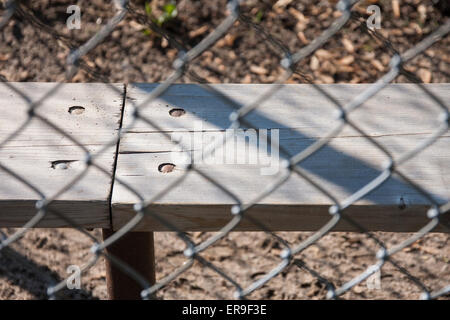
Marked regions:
[254,10,263,23]
[145,1,152,16]
[163,3,177,17]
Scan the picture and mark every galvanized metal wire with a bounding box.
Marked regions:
[0,0,449,300]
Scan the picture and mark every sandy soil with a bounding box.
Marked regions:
[1,229,448,300]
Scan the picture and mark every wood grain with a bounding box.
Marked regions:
[0,83,124,228]
[1,83,448,232]
[111,84,450,232]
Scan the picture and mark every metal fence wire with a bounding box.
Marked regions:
[0,0,449,299]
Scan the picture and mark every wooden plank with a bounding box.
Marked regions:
[112,83,449,232]
[0,83,124,228]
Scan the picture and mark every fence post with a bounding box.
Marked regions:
[102,229,156,300]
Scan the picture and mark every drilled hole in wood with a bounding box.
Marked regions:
[398,197,407,210]
[169,108,185,117]
[68,106,85,115]
[158,163,176,173]
[50,160,77,170]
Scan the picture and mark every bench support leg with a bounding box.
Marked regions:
[102,229,156,300]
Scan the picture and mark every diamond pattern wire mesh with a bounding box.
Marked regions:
[0,0,449,299]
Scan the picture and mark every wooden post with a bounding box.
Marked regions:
[102,229,156,300]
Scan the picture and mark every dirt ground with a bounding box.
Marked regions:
[0,0,449,299]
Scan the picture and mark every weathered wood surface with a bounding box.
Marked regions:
[0,83,448,232]
[0,83,124,228]
[112,83,449,232]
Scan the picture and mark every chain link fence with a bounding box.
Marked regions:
[0,0,449,299]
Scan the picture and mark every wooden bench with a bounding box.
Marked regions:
[1,82,448,299]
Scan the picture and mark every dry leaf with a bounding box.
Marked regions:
[418,4,427,23]
[418,68,432,83]
[341,38,354,53]
[371,59,384,72]
[315,49,333,60]
[337,65,354,73]
[392,0,400,18]
[189,25,209,38]
[297,31,308,44]
[250,65,268,75]
[129,20,144,31]
[310,56,320,70]
[224,34,236,47]
[319,74,334,84]
[288,7,308,23]
[273,0,293,9]
[338,55,355,65]
[241,74,252,84]
[161,37,168,48]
